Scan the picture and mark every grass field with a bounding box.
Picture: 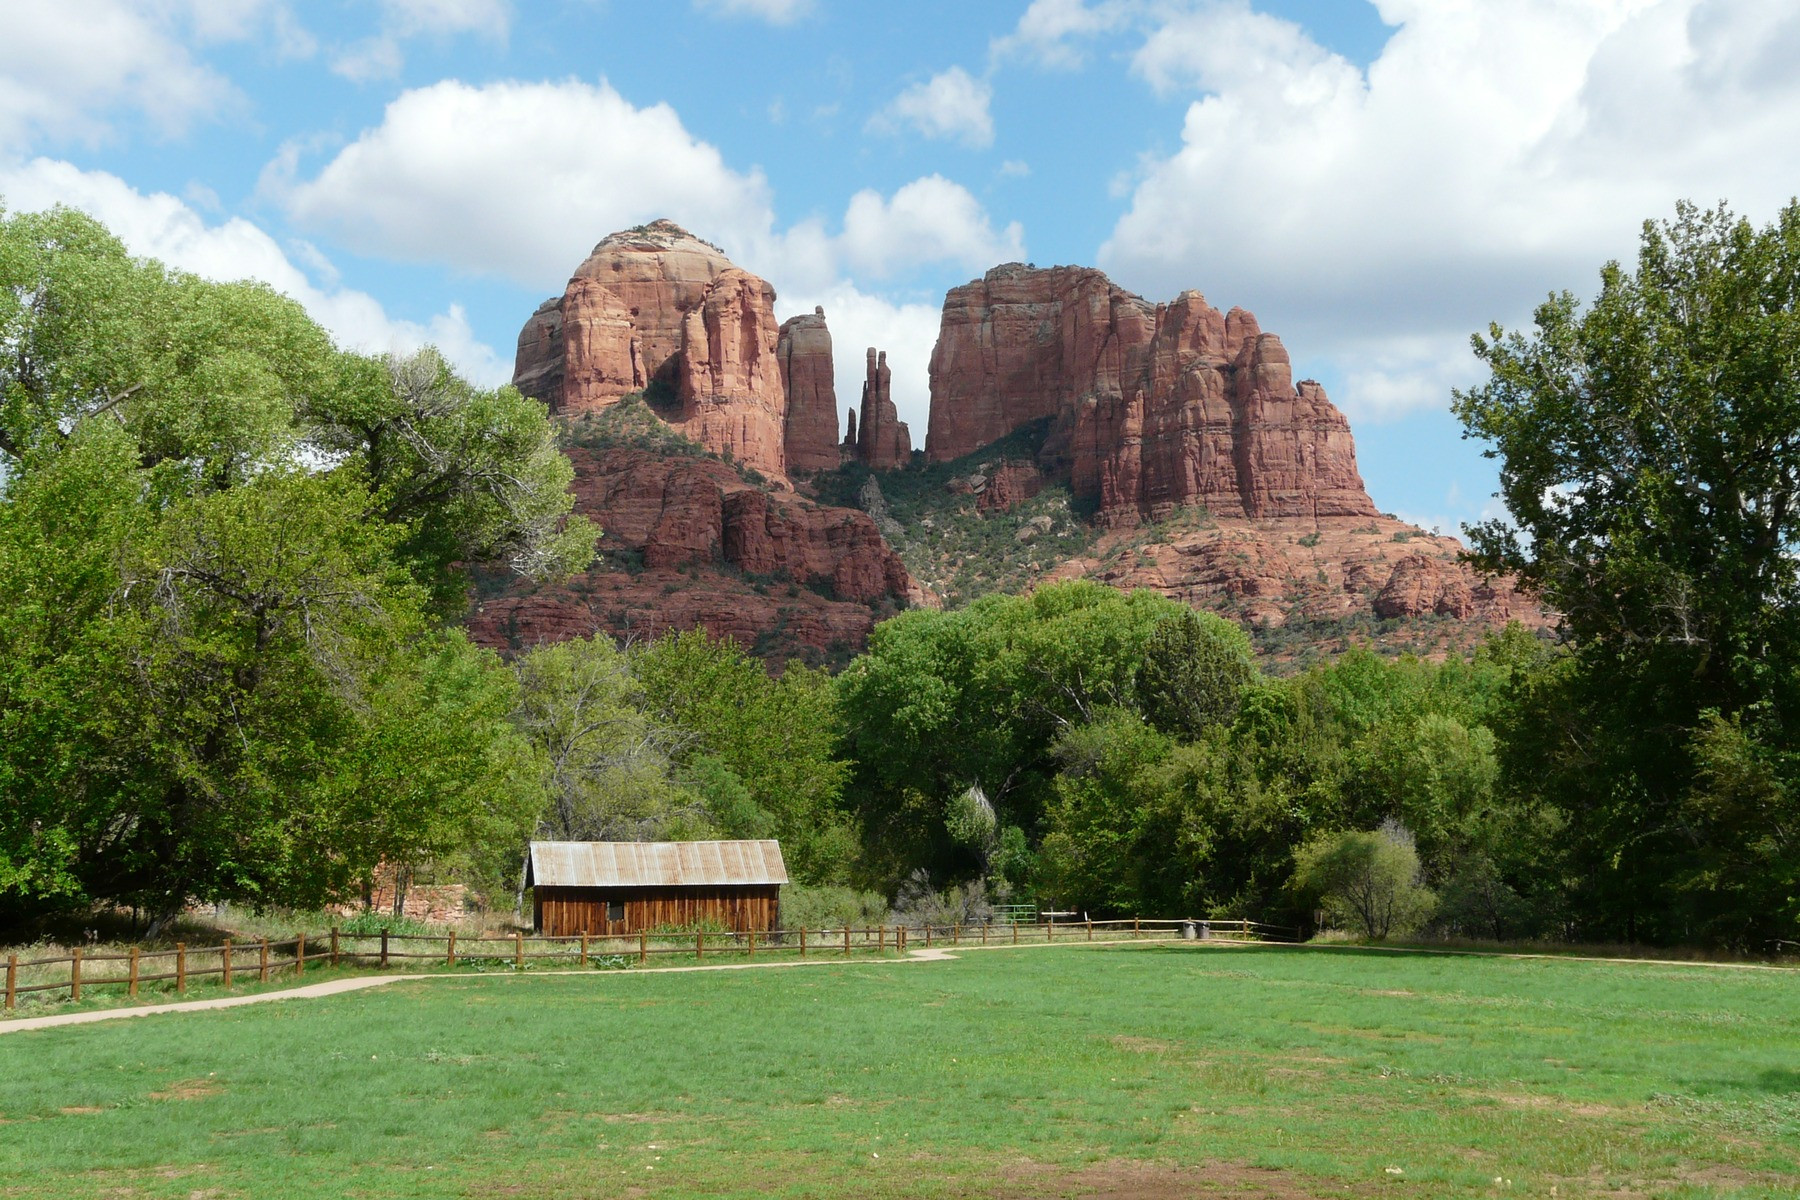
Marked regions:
[1,942,1796,1199]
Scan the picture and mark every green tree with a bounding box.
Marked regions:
[1293,823,1436,940]
[838,581,1197,886]
[510,634,704,844]
[1137,607,1256,740]
[1454,200,1800,944]
[1039,709,1175,914]
[0,203,585,928]
[633,629,856,884]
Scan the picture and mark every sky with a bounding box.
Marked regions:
[3,0,1799,536]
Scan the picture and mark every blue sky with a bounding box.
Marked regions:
[4,1,1799,535]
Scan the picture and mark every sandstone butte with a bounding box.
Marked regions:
[927,263,1376,525]
[922,262,1552,633]
[498,222,920,663]
[494,228,1547,663]
[516,219,839,484]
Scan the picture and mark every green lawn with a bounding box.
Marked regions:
[1,943,1796,1199]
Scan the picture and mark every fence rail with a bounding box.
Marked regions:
[3,914,1288,1014]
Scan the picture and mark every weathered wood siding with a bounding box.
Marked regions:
[533,885,781,936]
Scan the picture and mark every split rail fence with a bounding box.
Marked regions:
[3,916,1298,1014]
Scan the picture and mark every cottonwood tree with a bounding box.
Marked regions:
[1455,200,1800,944]
[0,204,585,928]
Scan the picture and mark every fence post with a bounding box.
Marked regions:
[844,926,851,957]
[982,922,988,945]
[800,926,807,958]
[580,930,589,967]
[70,947,82,1003]
[380,929,390,970]
[296,932,306,974]
[953,923,961,945]
[259,939,269,983]
[1134,916,1140,937]
[748,929,755,960]
[128,947,139,1000]
[1047,920,1054,943]
[447,929,457,968]
[1012,921,1018,945]
[639,930,647,966]
[514,931,524,970]
[176,943,187,994]
[3,953,13,1010]
[331,926,340,967]
[696,931,704,962]
[1087,919,1093,941]
[222,939,233,990]
[924,924,931,948]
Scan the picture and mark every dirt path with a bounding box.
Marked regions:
[0,937,1168,1034]
[13,934,1782,1036]
[0,975,410,1034]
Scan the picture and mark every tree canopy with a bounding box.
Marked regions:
[0,203,591,928]
[1455,200,1800,944]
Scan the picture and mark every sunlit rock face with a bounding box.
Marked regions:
[926,264,1378,525]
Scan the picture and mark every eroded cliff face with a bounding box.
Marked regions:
[856,348,912,471]
[926,265,1377,525]
[514,221,792,481]
[777,307,842,475]
[465,446,921,666]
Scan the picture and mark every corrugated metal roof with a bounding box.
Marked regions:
[527,840,788,888]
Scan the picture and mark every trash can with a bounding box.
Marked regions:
[1180,920,1197,940]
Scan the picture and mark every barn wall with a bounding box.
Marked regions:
[534,885,780,936]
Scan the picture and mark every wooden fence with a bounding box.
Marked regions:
[3,916,1297,1013]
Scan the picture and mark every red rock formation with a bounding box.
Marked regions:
[977,462,1043,512]
[1044,516,1550,640]
[927,265,1153,457]
[926,265,1377,526]
[1373,553,1485,619]
[465,446,918,666]
[857,348,912,470]
[513,221,791,481]
[777,307,841,474]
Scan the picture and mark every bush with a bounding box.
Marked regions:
[890,869,994,928]
[333,911,444,937]
[1293,821,1436,939]
[780,884,889,931]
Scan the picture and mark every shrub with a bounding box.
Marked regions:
[1293,821,1436,939]
[779,884,889,931]
[890,869,994,928]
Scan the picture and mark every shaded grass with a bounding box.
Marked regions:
[0,943,1796,1198]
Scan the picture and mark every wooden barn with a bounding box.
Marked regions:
[525,840,787,937]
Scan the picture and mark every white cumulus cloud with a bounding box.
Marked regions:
[270,79,779,290]
[1089,0,1800,421]
[991,0,1137,68]
[872,67,996,147]
[2,158,509,386]
[0,0,241,150]
[839,175,1025,279]
[332,0,509,81]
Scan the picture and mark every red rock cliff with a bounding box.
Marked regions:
[926,265,1377,525]
[776,307,842,475]
[513,221,792,481]
[465,446,920,666]
[857,348,912,471]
